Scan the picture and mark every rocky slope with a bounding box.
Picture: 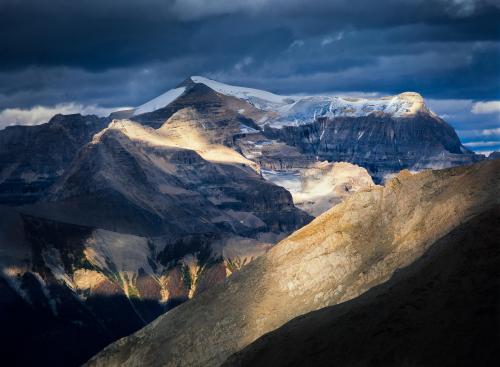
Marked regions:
[131,78,265,140]
[0,116,312,366]
[0,206,274,367]
[0,114,109,205]
[262,161,375,216]
[27,118,310,236]
[223,206,500,367]
[85,159,500,367]
[263,112,480,182]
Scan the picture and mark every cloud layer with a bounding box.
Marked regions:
[0,0,498,148]
[0,103,128,129]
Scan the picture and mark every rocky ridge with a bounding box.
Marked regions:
[223,206,500,367]
[85,159,500,367]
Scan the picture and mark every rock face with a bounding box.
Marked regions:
[262,161,375,216]
[0,114,109,205]
[85,160,500,367]
[0,116,311,367]
[31,119,310,236]
[262,112,480,182]
[223,206,500,367]
[131,79,265,140]
[0,206,274,367]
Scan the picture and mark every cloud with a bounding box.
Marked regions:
[0,103,129,129]
[481,127,500,135]
[471,101,500,114]
[170,0,270,20]
[321,32,344,46]
[463,140,499,147]
[0,0,498,129]
[234,56,254,71]
[289,40,305,49]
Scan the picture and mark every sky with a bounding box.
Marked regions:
[0,0,499,154]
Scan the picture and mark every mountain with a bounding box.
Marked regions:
[27,118,310,236]
[0,114,109,205]
[0,76,488,367]
[0,201,284,367]
[85,159,500,367]
[0,116,311,366]
[127,76,480,183]
[223,206,500,367]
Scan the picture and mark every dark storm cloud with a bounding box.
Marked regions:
[0,0,499,134]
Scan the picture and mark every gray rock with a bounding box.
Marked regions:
[0,114,109,205]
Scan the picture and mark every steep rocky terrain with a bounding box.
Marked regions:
[85,159,500,367]
[223,206,500,367]
[0,205,277,367]
[0,76,489,367]
[131,78,265,141]
[0,114,109,204]
[27,118,309,236]
[0,115,311,367]
[263,112,480,182]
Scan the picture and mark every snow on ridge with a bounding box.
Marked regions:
[132,75,431,128]
[134,87,186,116]
[268,92,430,128]
[190,76,291,110]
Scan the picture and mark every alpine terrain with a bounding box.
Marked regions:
[85,159,500,367]
[0,76,493,367]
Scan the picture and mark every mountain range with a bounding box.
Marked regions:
[0,76,495,367]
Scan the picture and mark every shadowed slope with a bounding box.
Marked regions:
[224,206,500,367]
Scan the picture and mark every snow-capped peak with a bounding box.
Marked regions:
[267,91,431,128]
[189,76,292,110]
[132,76,433,128]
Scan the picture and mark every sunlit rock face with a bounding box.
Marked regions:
[32,119,310,237]
[85,160,500,367]
[0,206,274,367]
[222,206,500,367]
[0,114,109,205]
[262,161,375,216]
[131,79,266,139]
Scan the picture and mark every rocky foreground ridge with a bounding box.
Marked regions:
[86,159,500,367]
[223,205,500,367]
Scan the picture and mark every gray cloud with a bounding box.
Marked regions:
[0,0,498,143]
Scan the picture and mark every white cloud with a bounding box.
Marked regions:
[0,103,129,129]
[458,127,500,138]
[463,140,499,147]
[289,40,305,49]
[234,56,254,71]
[321,32,344,46]
[481,127,500,136]
[471,101,500,114]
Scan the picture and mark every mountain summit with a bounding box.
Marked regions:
[128,76,480,183]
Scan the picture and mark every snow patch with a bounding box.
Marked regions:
[134,87,185,115]
[190,76,291,111]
